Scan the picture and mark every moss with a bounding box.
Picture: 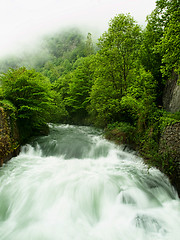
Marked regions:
[159,113,180,132]
[104,122,136,146]
[104,111,180,195]
[0,102,20,166]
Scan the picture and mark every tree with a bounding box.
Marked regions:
[155,0,179,27]
[160,19,180,76]
[140,10,164,78]
[60,56,94,123]
[140,10,164,104]
[98,14,141,93]
[156,0,180,76]
[143,0,180,78]
[1,67,54,141]
[85,33,94,56]
[88,14,142,126]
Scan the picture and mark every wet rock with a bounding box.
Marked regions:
[133,214,167,234]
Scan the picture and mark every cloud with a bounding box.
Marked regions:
[0,0,156,57]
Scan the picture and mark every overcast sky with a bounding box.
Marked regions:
[0,0,156,57]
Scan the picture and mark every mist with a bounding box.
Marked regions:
[0,0,156,58]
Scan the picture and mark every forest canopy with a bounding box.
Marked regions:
[0,0,179,146]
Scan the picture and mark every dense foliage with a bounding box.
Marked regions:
[0,68,54,141]
[0,1,179,177]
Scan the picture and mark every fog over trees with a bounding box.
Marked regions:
[0,1,179,173]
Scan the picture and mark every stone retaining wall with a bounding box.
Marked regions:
[0,107,20,166]
[159,122,180,194]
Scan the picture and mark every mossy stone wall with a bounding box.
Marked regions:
[0,107,20,166]
[159,122,180,194]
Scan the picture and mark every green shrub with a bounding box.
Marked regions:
[0,67,54,142]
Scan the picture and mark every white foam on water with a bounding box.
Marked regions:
[0,124,179,240]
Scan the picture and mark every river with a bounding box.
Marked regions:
[0,124,180,240]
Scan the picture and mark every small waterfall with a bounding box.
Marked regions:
[0,124,180,240]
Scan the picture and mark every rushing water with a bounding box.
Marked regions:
[0,124,180,240]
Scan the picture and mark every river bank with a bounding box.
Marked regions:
[104,121,180,196]
[1,102,180,196]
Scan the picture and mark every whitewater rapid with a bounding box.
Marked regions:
[0,124,180,240]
